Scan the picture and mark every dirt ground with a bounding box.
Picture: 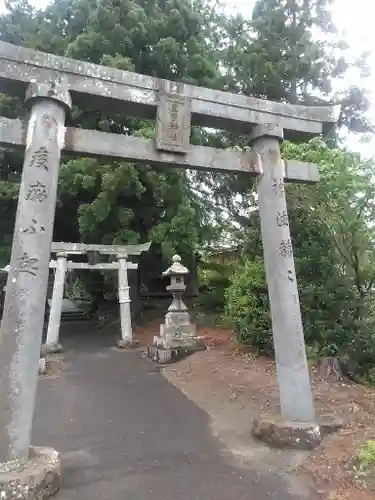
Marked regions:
[130,318,375,500]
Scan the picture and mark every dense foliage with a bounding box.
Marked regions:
[0,0,223,267]
[225,139,375,379]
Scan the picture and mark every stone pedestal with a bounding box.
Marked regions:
[0,447,61,499]
[253,418,322,450]
[252,414,343,450]
[149,255,204,363]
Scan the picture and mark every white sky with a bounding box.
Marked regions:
[1,0,375,156]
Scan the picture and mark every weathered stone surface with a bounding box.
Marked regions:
[117,254,133,344]
[0,85,71,465]
[147,343,205,364]
[164,311,191,328]
[319,415,344,436]
[155,83,191,154]
[0,41,340,138]
[149,255,204,363]
[38,358,47,375]
[252,417,322,450]
[0,116,322,181]
[116,339,140,349]
[51,241,151,256]
[0,446,61,499]
[153,255,198,350]
[45,253,67,351]
[250,125,315,423]
[49,260,138,270]
[41,343,63,355]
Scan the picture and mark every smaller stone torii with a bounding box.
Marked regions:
[44,241,150,352]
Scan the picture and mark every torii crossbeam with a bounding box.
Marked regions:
[0,40,339,482]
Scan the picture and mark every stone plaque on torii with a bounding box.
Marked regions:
[0,41,339,494]
[44,241,151,353]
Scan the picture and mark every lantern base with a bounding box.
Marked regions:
[161,311,194,335]
[147,342,206,364]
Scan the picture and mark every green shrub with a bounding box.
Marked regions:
[354,440,375,480]
[224,257,375,377]
[66,277,91,301]
[225,258,272,354]
[345,306,375,382]
[198,262,234,312]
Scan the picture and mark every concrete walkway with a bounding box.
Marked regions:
[32,323,314,500]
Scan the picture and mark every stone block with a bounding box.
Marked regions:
[0,446,61,499]
[252,417,322,450]
[116,339,140,349]
[319,415,344,436]
[147,342,205,364]
[164,311,192,328]
[40,343,63,356]
[160,324,197,339]
[38,358,47,375]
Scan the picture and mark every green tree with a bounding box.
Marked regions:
[217,0,372,135]
[0,0,222,262]
[225,138,375,378]
[283,139,375,298]
[189,0,374,266]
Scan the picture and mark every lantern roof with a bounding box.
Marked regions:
[162,255,189,276]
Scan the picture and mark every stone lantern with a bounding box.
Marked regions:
[148,255,204,363]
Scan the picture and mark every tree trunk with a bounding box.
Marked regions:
[315,357,343,381]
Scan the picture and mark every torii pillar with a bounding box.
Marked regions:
[44,252,67,353]
[116,253,139,349]
[251,124,320,449]
[0,82,70,495]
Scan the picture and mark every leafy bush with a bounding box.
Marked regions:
[224,257,375,378]
[354,440,375,479]
[66,277,91,301]
[344,304,375,382]
[225,258,272,354]
[197,261,234,312]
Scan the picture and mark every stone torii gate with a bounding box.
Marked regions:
[0,41,339,494]
[45,241,151,353]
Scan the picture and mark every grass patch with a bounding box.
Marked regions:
[352,440,375,489]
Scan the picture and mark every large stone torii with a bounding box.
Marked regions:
[0,41,339,495]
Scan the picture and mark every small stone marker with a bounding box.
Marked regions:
[148,255,204,363]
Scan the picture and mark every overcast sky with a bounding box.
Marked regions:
[1,0,374,156]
